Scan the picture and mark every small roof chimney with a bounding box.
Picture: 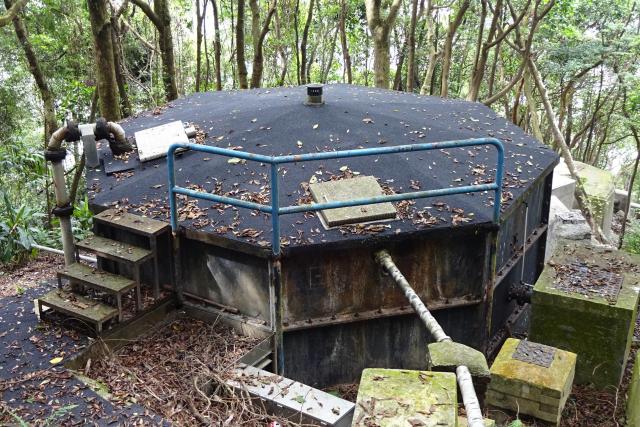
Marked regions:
[305,84,324,106]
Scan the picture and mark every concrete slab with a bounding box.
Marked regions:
[228,365,355,426]
[353,368,458,426]
[552,159,576,208]
[135,120,189,162]
[574,161,615,237]
[309,176,397,227]
[487,338,576,425]
[530,240,640,388]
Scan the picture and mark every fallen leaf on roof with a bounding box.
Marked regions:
[312,123,319,129]
[362,117,374,124]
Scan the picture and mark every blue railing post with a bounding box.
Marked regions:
[270,163,281,256]
[167,145,179,231]
[493,142,505,223]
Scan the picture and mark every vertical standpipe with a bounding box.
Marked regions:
[374,250,484,427]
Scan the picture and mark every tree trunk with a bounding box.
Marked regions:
[440,0,470,97]
[294,0,301,84]
[0,0,25,27]
[393,30,407,91]
[300,0,314,85]
[130,0,178,100]
[5,0,57,139]
[211,0,222,90]
[366,0,402,89]
[528,57,607,243]
[250,0,277,88]
[111,13,132,117]
[195,0,205,91]
[87,0,120,121]
[236,0,248,88]
[339,0,352,84]
[523,70,543,142]
[420,0,437,95]
[406,0,419,92]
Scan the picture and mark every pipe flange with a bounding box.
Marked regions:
[52,204,74,217]
[44,149,67,162]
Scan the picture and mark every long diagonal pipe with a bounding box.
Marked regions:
[375,250,484,427]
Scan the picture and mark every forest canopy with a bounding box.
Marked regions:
[1,0,640,261]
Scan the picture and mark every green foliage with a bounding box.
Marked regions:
[72,194,93,241]
[0,193,40,266]
[623,220,640,255]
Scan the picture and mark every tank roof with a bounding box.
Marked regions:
[87,84,558,254]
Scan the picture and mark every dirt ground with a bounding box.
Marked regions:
[0,252,64,298]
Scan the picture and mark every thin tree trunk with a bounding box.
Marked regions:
[236,0,248,88]
[195,0,205,91]
[5,0,57,139]
[212,0,222,90]
[322,25,339,83]
[528,57,607,243]
[406,0,419,92]
[87,0,120,121]
[250,0,277,88]
[339,0,352,84]
[440,0,470,97]
[300,0,314,85]
[294,0,301,84]
[393,30,407,91]
[0,0,25,27]
[523,69,543,142]
[111,11,132,117]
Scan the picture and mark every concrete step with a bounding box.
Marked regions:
[57,263,136,295]
[94,208,169,237]
[76,235,152,265]
[37,289,118,333]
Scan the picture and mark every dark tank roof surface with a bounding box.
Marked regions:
[87,84,558,254]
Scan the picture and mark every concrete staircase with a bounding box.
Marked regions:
[36,209,171,333]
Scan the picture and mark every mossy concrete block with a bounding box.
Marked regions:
[427,341,490,405]
[352,368,458,427]
[487,338,576,426]
[530,241,640,388]
[628,353,640,427]
[573,161,614,234]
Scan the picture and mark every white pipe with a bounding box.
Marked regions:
[374,250,484,427]
[33,244,96,263]
[375,250,450,342]
[457,366,484,427]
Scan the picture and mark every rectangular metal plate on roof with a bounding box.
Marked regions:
[135,120,189,162]
[309,176,397,227]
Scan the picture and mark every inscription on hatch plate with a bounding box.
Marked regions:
[512,340,556,368]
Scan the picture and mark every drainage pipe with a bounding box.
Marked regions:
[45,122,81,266]
[374,250,484,427]
[33,244,96,264]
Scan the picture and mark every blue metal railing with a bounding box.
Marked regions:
[167,138,505,255]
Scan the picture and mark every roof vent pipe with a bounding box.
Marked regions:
[305,84,324,106]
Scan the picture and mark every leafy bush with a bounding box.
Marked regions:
[0,193,41,266]
[623,220,640,255]
[72,194,93,241]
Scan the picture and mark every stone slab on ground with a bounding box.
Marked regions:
[530,240,640,388]
[487,338,576,425]
[309,175,396,227]
[628,353,640,427]
[352,368,457,426]
[427,340,490,405]
[458,416,496,426]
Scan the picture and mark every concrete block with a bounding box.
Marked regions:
[552,159,576,208]
[353,369,457,427]
[530,240,640,388]
[627,353,640,427]
[487,338,576,426]
[573,161,615,237]
[427,340,491,405]
[458,416,496,426]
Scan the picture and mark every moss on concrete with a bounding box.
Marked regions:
[427,341,489,377]
[530,241,640,388]
[628,353,640,427]
[353,368,458,426]
[574,161,614,233]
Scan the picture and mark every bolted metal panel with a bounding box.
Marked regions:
[281,227,491,325]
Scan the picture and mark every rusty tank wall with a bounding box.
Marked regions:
[170,166,554,388]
